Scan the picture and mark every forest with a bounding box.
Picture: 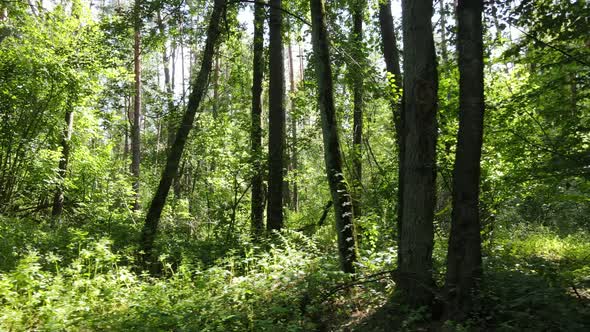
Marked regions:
[0,0,589,330]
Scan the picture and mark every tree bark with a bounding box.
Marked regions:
[51,109,74,220]
[351,0,365,221]
[288,41,299,212]
[140,0,225,268]
[378,0,403,123]
[267,0,285,232]
[213,55,220,118]
[310,0,357,274]
[251,1,265,238]
[440,0,448,65]
[131,0,141,211]
[123,97,130,160]
[378,0,404,258]
[156,11,181,199]
[445,0,485,320]
[398,0,438,306]
[131,0,142,211]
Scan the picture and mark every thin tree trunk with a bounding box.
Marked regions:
[124,97,130,160]
[570,74,577,117]
[378,0,404,264]
[250,1,265,238]
[156,10,182,199]
[267,0,285,232]
[51,109,74,220]
[440,0,448,65]
[288,41,298,212]
[213,55,220,118]
[131,0,142,211]
[310,0,357,274]
[181,25,186,108]
[140,0,225,269]
[168,36,177,151]
[445,0,485,320]
[299,43,304,84]
[156,116,161,168]
[398,0,438,306]
[351,0,365,220]
[156,11,174,144]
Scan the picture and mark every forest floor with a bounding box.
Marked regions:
[0,217,589,331]
[349,225,590,331]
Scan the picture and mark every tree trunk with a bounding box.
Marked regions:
[213,55,220,118]
[398,0,438,306]
[440,0,448,65]
[310,0,357,274]
[156,11,182,199]
[51,109,74,220]
[445,0,485,320]
[140,0,225,268]
[250,1,265,238]
[124,97,130,160]
[351,0,365,221]
[131,0,142,211]
[378,0,404,265]
[288,41,298,212]
[267,0,285,232]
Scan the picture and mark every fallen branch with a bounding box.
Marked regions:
[571,284,584,301]
[321,269,396,302]
[318,200,333,227]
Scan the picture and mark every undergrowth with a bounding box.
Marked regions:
[1,215,589,331]
[0,218,394,331]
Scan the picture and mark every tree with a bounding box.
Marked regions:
[445,0,485,320]
[378,0,404,252]
[287,40,299,212]
[131,0,142,211]
[266,0,285,232]
[251,1,265,238]
[310,0,357,274]
[140,0,225,268]
[397,0,438,306]
[51,108,74,219]
[155,9,181,198]
[51,0,83,220]
[439,0,448,65]
[350,0,365,220]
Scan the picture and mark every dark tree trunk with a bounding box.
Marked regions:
[251,1,265,238]
[140,0,225,268]
[310,0,357,274]
[398,0,438,306]
[288,42,298,212]
[378,0,404,258]
[445,0,485,320]
[51,109,74,220]
[378,0,403,127]
[267,0,285,232]
[131,0,142,211]
[351,0,365,220]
